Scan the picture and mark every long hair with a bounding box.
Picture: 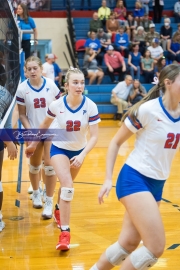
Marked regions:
[122,64,180,123]
[18,3,29,23]
[62,67,84,96]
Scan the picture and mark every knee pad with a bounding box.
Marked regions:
[106,241,130,266]
[60,187,74,201]
[0,182,3,192]
[130,246,158,270]
[44,166,55,176]
[29,164,41,174]
[41,160,45,170]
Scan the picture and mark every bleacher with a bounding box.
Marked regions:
[50,0,177,117]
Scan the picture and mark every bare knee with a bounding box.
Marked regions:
[145,238,165,258]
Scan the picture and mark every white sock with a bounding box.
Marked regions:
[33,189,40,195]
[61,225,69,231]
[0,210,2,220]
[90,264,99,270]
[46,196,53,202]
[44,184,46,190]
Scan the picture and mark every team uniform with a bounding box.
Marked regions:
[116,97,180,201]
[46,95,101,158]
[16,77,60,128]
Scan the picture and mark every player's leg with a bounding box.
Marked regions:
[119,192,165,270]
[42,141,56,219]
[29,141,43,208]
[0,140,5,232]
[90,211,141,270]
[53,165,81,228]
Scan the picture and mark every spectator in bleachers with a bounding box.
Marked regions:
[167,33,180,63]
[152,0,164,23]
[148,38,164,64]
[138,0,150,15]
[145,23,160,47]
[140,13,152,33]
[110,75,133,120]
[128,79,147,105]
[115,0,127,8]
[106,12,119,37]
[133,1,145,26]
[96,28,111,52]
[160,17,172,51]
[172,23,180,39]
[141,49,154,83]
[114,25,129,58]
[98,0,111,30]
[126,14,138,40]
[174,0,180,23]
[128,44,142,80]
[114,0,127,26]
[89,12,103,34]
[104,44,126,83]
[132,26,146,55]
[155,56,167,78]
[45,53,62,88]
[83,48,104,85]
[85,31,103,65]
[80,0,91,10]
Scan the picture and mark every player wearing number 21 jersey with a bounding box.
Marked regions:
[47,94,100,151]
[16,77,60,128]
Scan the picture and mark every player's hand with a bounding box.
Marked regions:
[6,141,18,160]
[70,153,85,168]
[98,180,112,204]
[25,143,37,158]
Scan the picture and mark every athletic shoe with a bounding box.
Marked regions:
[32,193,43,209]
[0,220,5,232]
[56,231,70,251]
[42,188,46,203]
[53,208,61,228]
[27,184,33,194]
[42,199,53,219]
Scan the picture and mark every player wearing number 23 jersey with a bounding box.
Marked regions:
[47,95,101,151]
[16,77,60,128]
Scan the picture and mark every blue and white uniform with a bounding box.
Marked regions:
[47,95,101,158]
[16,77,60,128]
[116,97,180,201]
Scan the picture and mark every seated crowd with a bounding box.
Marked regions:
[81,0,180,85]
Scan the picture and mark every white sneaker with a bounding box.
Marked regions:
[32,193,43,209]
[42,189,46,203]
[0,220,5,232]
[28,184,33,194]
[42,199,53,219]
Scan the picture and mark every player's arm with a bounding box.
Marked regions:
[98,123,134,204]
[18,104,31,129]
[25,116,54,158]
[70,123,99,168]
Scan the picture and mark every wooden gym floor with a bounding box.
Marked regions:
[1,120,180,270]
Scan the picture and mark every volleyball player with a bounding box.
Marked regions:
[25,67,100,251]
[16,56,60,219]
[90,64,180,270]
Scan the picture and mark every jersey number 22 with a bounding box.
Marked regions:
[66,120,81,131]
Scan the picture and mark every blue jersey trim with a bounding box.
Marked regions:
[159,97,180,123]
[27,77,46,92]
[63,95,86,113]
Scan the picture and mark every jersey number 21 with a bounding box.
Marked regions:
[164,133,180,149]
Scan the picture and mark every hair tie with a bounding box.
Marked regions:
[152,76,159,85]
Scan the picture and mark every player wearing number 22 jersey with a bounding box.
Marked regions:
[47,94,100,151]
[16,77,60,127]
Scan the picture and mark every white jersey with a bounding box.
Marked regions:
[16,77,60,128]
[125,97,180,180]
[47,95,101,151]
[42,62,55,81]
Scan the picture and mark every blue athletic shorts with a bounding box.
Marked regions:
[116,164,166,202]
[50,144,84,160]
